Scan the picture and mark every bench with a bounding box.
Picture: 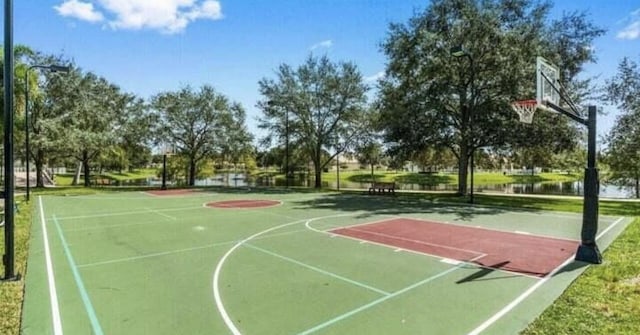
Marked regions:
[91,178,112,186]
[368,182,396,195]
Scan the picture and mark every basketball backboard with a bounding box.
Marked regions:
[536,56,560,107]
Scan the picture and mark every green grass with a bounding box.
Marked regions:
[1,188,639,334]
[53,168,157,186]
[102,168,157,180]
[0,197,32,335]
[320,171,580,186]
[522,218,640,334]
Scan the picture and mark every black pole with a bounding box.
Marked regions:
[467,53,475,204]
[3,0,18,281]
[24,70,30,202]
[336,151,340,191]
[575,105,601,263]
[469,149,474,204]
[285,110,289,188]
[161,154,167,190]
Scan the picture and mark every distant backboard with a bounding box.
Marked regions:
[160,143,176,156]
[536,56,560,107]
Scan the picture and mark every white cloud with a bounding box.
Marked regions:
[54,0,104,23]
[364,71,385,83]
[54,0,223,34]
[617,8,640,40]
[310,40,333,50]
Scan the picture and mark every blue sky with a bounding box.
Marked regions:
[12,1,640,142]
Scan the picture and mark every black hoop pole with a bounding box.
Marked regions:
[576,106,601,263]
[545,102,601,263]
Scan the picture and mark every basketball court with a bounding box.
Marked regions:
[20,190,630,334]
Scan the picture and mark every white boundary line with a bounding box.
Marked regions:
[79,228,311,268]
[306,219,541,280]
[340,227,486,257]
[297,254,486,335]
[39,196,64,335]
[401,216,581,243]
[466,216,627,335]
[142,189,204,197]
[213,213,361,335]
[244,243,390,295]
[202,199,283,209]
[56,206,205,220]
[144,207,177,220]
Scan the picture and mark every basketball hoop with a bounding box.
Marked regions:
[511,99,538,124]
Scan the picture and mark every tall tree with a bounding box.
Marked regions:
[24,52,73,186]
[113,96,155,171]
[152,85,244,186]
[356,141,384,181]
[603,57,640,198]
[258,55,369,188]
[378,0,603,196]
[45,68,126,186]
[218,102,254,171]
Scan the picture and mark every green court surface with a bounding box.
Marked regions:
[21,190,631,335]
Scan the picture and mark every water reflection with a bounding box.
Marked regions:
[115,173,635,199]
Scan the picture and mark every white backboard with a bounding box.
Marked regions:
[536,56,560,106]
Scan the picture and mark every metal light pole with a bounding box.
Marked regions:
[3,0,18,281]
[161,154,168,190]
[285,109,290,188]
[336,151,340,191]
[24,64,70,201]
[451,45,475,203]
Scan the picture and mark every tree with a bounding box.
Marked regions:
[603,57,640,198]
[113,96,155,171]
[356,141,384,180]
[378,0,603,196]
[42,68,126,186]
[218,102,254,172]
[152,85,245,186]
[258,55,369,188]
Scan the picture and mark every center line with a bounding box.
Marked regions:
[244,243,390,296]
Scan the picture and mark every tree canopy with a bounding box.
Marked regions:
[378,0,603,195]
[603,57,640,198]
[258,55,369,188]
[152,85,251,186]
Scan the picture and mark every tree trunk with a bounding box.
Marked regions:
[313,158,322,188]
[371,163,374,182]
[457,145,469,196]
[35,150,45,187]
[72,161,82,186]
[83,151,91,187]
[636,177,639,199]
[189,156,196,186]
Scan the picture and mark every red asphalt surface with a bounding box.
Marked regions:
[205,199,281,208]
[330,218,579,277]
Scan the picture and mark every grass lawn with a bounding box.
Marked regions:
[320,171,580,186]
[0,196,31,335]
[522,217,640,334]
[1,188,638,335]
[53,168,158,186]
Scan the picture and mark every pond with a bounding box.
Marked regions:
[120,173,637,199]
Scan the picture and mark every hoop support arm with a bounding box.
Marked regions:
[545,101,587,127]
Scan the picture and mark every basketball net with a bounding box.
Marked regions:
[511,99,538,124]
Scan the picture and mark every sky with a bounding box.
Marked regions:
[10,0,640,144]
